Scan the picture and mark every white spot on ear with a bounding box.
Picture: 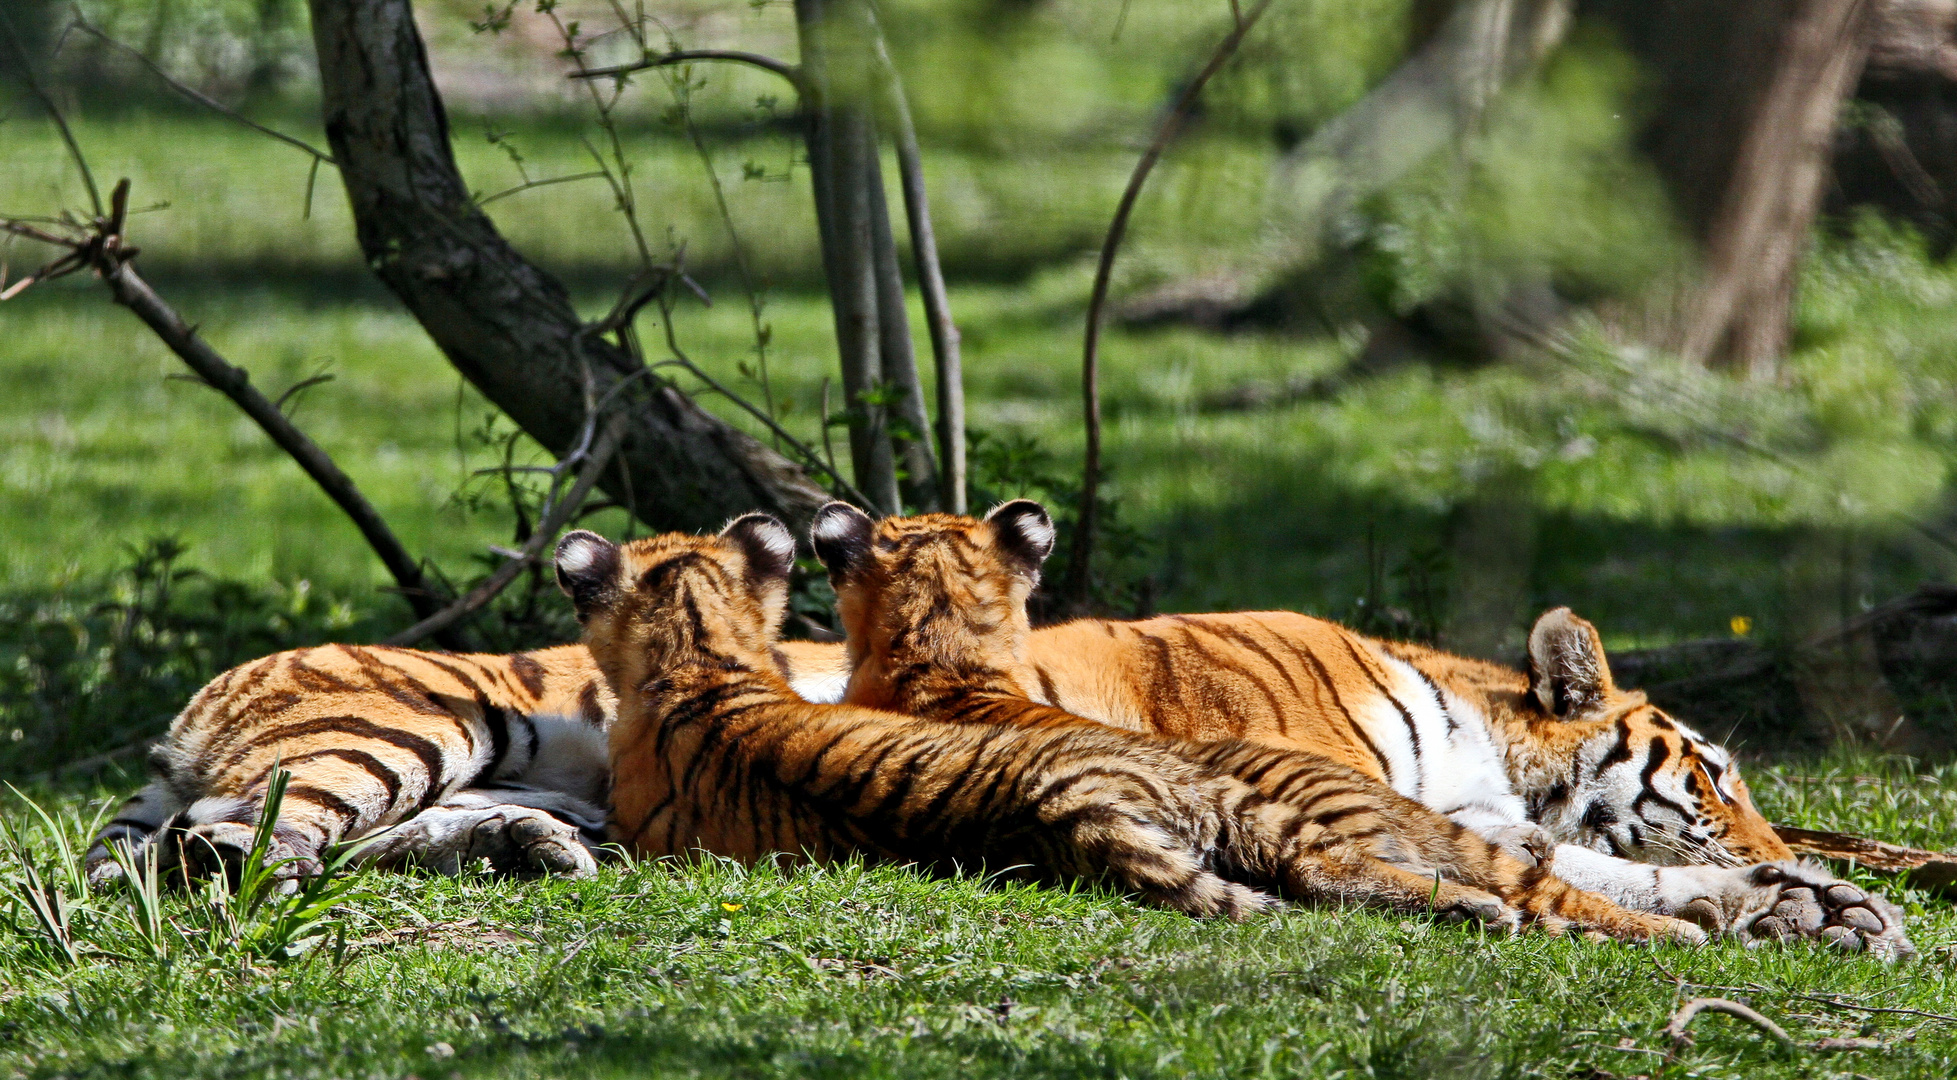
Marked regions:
[556,535,603,575]
[1018,516,1056,554]
[813,509,861,545]
[756,523,796,563]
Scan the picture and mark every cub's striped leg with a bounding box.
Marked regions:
[83,781,188,888]
[1191,742,1705,943]
[352,787,607,876]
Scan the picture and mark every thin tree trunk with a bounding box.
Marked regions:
[794,0,901,514]
[308,0,830,536]
[866,152,941,510]
[873,32,966,513]
[1678,0,1877,376]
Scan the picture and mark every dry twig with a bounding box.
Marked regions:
[572,49,803,89]
[1664,997,1798,1051]
[384,413,627,646]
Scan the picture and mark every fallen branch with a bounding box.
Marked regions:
[1664,998,1796,1051]
[1060,0,1274,609]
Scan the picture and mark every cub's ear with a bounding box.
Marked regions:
[810,501,876,581]
[554,530,619,619]
[721,513,797,585]
[1527,607,1616,718]
[984,499,1056,575]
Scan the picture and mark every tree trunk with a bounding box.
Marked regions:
[794,0,941,515]
[1675,0,1878,376]
[307,0,830,536]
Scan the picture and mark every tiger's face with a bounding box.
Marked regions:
[1518,608,1792,866]
[553,516,799,695]
[810,500,1052,707]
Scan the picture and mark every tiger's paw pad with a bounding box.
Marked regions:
[476,809,600,877]
[1741,862,1914,961]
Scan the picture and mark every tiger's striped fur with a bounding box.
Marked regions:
[557,517,1700,939]
[82,644,614,887]
[809,500,1913,956]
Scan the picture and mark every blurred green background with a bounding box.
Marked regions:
[4,0,1956,771]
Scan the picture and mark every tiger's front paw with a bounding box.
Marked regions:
[1738,861,1914,961]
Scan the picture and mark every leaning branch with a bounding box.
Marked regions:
[1060,0,1274,609]
[868,7,966,513]
[2,179,454,634]
[104,257,449,624]
[572,49,803,89]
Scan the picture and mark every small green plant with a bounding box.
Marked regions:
[0,806,82,969]
[193,767,376,963]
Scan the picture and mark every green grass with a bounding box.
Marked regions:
[0,753,1954,1080]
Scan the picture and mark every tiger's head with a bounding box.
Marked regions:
[1515,607,1792,866]
[553,516,799,694]
[810,499,1051,710]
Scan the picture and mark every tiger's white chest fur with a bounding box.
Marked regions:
[1347,649,1531,838]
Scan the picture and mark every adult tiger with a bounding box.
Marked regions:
[806,499,1913,957]
[557,518,1701,940]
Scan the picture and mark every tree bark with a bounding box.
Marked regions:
[1675,0,1878,376]
[307,0,830,536]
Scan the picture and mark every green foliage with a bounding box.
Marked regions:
[0,539,378,779]
[966,427,1152,618]
[1358,35,1687,318]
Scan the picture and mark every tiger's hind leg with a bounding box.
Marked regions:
[352,788,607,877]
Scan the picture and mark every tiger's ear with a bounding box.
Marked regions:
[1527,607,1616,718]
[984,499,1056,575]
[721,513,797,586]
[810,501,876,582]
[554,530,620,620]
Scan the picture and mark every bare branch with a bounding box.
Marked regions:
[103,249,453,629]
[1061,0,1275,609]
[66,13,338,168]
[477,170,609,207]
[573,49,803,90]
[383,414,627,646]
[1,8,101,217]
[653,290,876,510]
[274,372,336,415]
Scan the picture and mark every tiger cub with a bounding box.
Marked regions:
[83,644,614,887]
[555,517,1699,939]
[810,499,1912,957]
